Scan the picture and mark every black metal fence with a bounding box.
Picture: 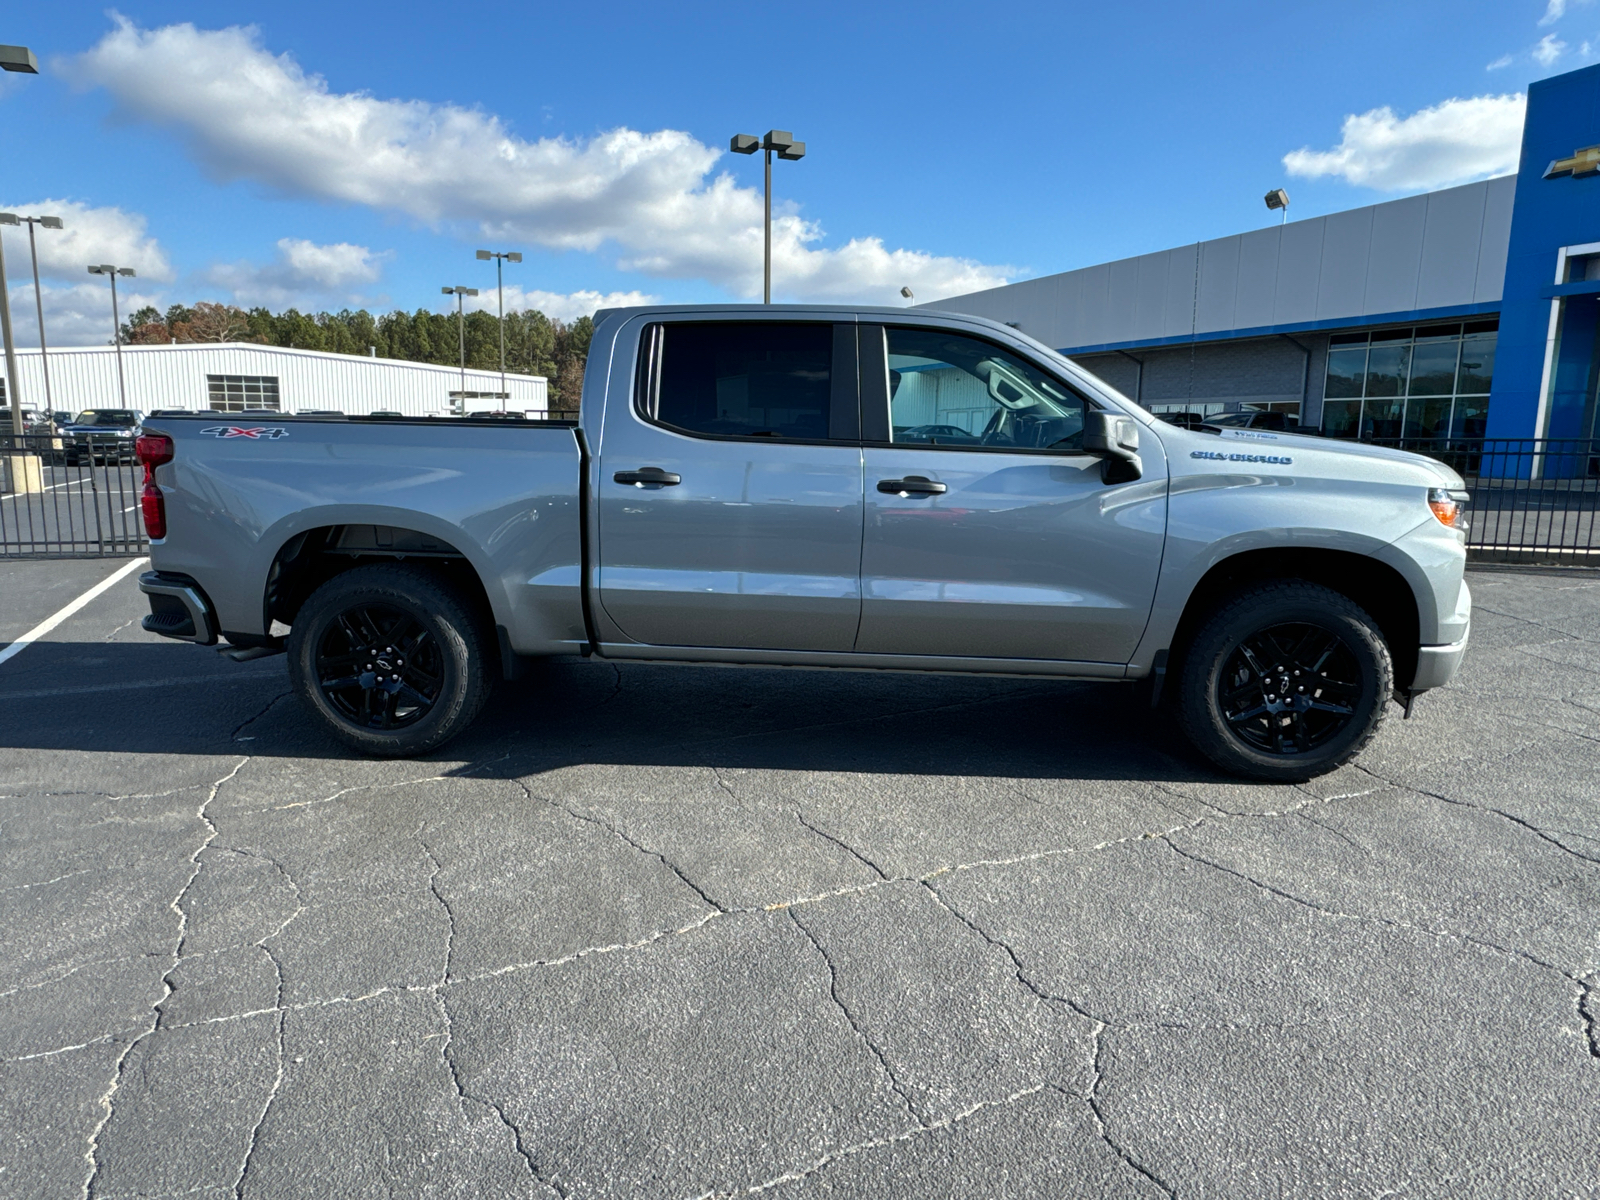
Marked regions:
[1,433,147,559]
[1364,437,1599,566]
[6,427,1596,566]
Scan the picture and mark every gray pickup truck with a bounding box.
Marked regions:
[135,305,1471,780]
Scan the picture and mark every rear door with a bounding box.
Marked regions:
[596,318,865,652]
[855,323,1167,663]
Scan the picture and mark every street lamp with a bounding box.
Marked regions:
[900,286,915,306]
[1265,188,1290,225]
[0,45,40,437]
[475,249,522,401]
[730,130,806,304]
[441,285,479,409]
[88,265,137,408]
[0,214,65,416]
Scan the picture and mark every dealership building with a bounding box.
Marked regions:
[928,61,1600,448]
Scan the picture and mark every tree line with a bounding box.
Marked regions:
[121,302,594,408]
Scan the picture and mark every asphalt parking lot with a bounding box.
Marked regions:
[2,559,1598,1199]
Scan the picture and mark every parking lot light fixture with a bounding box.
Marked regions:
[0,45,39,73]
[442,285,480,404]
[0,213,22,436]
[731,129,806,303]
[1265,188,1290,225]
[5,214,67,414]
[475,250,522,400]
[88,265,137,408]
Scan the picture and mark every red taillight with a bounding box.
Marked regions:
[141,482,166,540]
[136,434,173,468]
[136,435,173,540]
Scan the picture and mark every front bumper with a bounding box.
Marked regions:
[1411,626,1469,690]
[139,571,218,645]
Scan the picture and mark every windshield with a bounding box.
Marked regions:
[75,411,139,427]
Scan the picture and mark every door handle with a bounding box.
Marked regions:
[613,467,682,487]
[876,475,947,496]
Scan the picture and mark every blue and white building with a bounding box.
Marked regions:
[928,62,1600,455]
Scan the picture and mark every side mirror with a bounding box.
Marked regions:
[1083,411,1142,482]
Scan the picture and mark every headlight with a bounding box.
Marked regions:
[1428,487,1470,530]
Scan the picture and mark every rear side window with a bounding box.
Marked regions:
[640,322,835,440]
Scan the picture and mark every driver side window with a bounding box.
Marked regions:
[886,328,1086,452]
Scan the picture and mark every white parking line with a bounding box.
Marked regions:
[0,672,280,700]
[0,557,149,667]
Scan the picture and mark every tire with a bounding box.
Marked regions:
[1176,581,1392,782]
[286,564,492,757]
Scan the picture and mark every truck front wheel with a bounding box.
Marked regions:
[1176,581,1392,781]
[287,564,492,758]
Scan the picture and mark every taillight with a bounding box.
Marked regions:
[136,434,173,468]
[136,435,174,540]
[141,482,166,539]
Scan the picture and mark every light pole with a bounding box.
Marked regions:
[0,214,65,415]
[0,46,40,437]
[441,285,479,408]
[88,265,137,407]
[730,130,806,303]
[901,286,915,306]
[475,249,522,400]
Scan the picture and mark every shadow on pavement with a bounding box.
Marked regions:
[0,640,1222,783]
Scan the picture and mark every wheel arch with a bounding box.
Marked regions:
[260,523,500,661]
[1166,548,1421,691]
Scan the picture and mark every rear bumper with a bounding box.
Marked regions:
[1411,626,1469,691]
[139,571,218,646]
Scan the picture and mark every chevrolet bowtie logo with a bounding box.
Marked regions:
[1545,145,1600,179]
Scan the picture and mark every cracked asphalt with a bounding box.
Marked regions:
[2,559,1598,1199]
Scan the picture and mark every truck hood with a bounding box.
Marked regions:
[1172,426,1466,489]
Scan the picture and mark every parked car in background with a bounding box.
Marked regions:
[136,304,1471,781]
[1157,412,1209,430]
[61,409,144,464]
[1203,410,1309,433]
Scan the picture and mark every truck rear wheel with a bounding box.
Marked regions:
[1176,581,1392,781]
[286,564,492,758]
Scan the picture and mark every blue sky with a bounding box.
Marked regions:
[0,1,1593,343]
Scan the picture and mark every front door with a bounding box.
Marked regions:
[855,324,1167,663]
[597,319,864,652]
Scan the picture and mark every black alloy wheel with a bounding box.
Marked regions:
[1176,581,1392,781]
[314,603,443,731]
[287,564,492,757]
[1216,622,1361,756]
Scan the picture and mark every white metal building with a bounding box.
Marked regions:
[0,342,548,419]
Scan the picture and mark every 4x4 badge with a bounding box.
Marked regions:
[199,426,289,440]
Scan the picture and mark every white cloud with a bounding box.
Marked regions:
[1283,94,1526,191]
[1487,53,1516,70]
[4,280,167,349]
[64,19,1010,304]
[205,237,388,307]
[1541,0,1567,25]
[1533,32,1568,64]
[458,285,658,323]
[0,198,173,282]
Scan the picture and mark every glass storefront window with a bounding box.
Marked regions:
[1408,337,1460,396]
[1362,396,1406,439]
[1457,334,1495,396]
[1405,397,1453,439]
[1320,322,1497,439]
[1451,395,1489,438]
[1364,343,1411,397]
[1321,400,1361,438]
[1324,348,1367,398]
